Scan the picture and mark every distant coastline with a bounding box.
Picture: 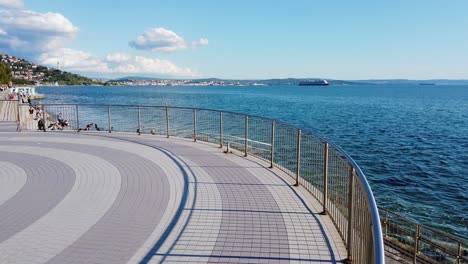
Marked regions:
[3,54,468,87]
[102,78,468,87]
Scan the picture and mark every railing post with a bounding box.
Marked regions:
[16,94,20,131]
[457,242,462,264]
[384,210,388,238]
[224,142,231,153]
[244,115,248,157]
[321,142,329,215]
[413,224,420,263]
[367,228,374,264]
[75,105,79,131]
[219,112,223,147]
[347,166,355,262]
[107,106,111,133]
[193,109,197,142]
[137,105,141,132]
[294,129,301,186]
[165,105,170,138]
[42,107,46,132]
[270,120,275,168]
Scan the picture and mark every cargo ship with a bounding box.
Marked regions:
[298,80,329,86]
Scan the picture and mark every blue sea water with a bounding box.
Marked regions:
[37,84,468,239]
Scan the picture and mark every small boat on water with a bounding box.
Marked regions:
[298,80,329,86]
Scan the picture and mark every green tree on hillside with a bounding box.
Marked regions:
[0,62,12,85]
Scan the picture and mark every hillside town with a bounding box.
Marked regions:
[0,54,248,86]
[0,54,47,83]
[0,54,98,85]
[0,54,256,86]
[109,78,245,86]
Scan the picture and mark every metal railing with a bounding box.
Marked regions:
[4,102,466,263]
[381,209,467,264]
[16,103,386,262]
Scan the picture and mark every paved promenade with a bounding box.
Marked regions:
[0,130,346,263]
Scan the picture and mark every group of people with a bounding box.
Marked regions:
[19,91,32,104]
[35,110,69,131]
[78,122,102,132]
[0,84,8,92]
[33,108,104,132]
[29,105,43,120]
[2,89,31,103]
[1,84,12,100]
[47,112,69,130]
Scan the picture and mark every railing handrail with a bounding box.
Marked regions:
[381,208,468,244]
[328,140,385,263]
[16,103,385,263]
[37,103,331,141]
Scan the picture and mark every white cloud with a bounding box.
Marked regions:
[38,49,195,77]
[106,53,131,63]
[0,0,23,9]
[0,8,78,56]
[38,48,110,73]
[0,9,78,37]
[129,27,208,52]
[1,10,78,34]
[197,38,209,46]
[0,5,197,78]
[112,56,195,76]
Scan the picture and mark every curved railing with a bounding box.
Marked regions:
[380,208,468,264]
[17,103,385,263]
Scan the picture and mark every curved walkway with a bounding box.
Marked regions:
[0,130,346,263]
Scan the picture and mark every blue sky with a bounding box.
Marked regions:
[1,0,467,79]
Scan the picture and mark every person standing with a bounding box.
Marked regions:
[57,112,64,125]
[29,106,34,119]
[19,90,25,103]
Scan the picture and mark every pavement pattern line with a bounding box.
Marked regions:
[187,140,348,261]
[138,136,346,263]
[0,145,122,264]
[60,133,196,264]
[0,161,27,206]
[3,134,187,264]
[227,155,344,262]
[0,136,185,264]
[103,134,345,264]
[0,131,348,263]
[0,152,76,244]
[42,142,171,264]
[152,154,224,264]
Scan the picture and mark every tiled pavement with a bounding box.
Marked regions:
[0,121,17,132]
[0,130,347,263]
